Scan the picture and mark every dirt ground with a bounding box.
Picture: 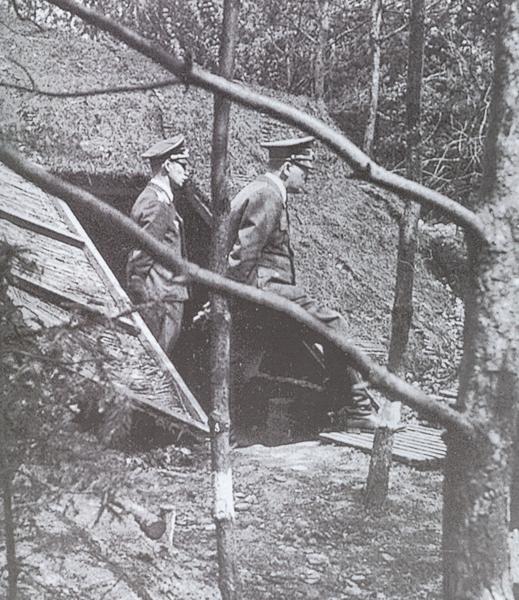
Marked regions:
[2,419,443,600]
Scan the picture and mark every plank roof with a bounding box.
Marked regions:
[0,163,208,434]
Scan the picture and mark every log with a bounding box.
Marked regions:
[110,497,166,540]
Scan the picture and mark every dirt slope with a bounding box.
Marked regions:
[2,424,442,599]
[0,9,461,370]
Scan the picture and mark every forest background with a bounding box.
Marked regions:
[24,0,498,206]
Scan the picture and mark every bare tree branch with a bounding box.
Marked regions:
[0,142,476,438]
[330,19,369,47]
[9,0,45,31]
[7,56,36,90]
[381,19,408,42]
[43,0,488,243]
[0,78,182,98]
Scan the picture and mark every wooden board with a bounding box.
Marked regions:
[319,424,446,468]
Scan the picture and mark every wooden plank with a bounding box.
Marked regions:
[396,426,445,443]
[52,199,130,311]
[393,440,446,457]
[8,285,205,432]
[396,432,446,451]
[401,426,446,441]
[0,206,85,248]
[321,431,441,462]
[319,425,446,467]
[407,424,444,436]
[350,428,446,456]
[393,441,445,458]
[12,274,105,313]
[11,277,140,336]
[0,168,76,233]
[400,437,446,452]
[2,218,115,309]
[7,285,72,329]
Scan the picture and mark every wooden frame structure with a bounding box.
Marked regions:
[0,163,208,434]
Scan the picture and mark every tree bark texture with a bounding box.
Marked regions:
[442,1,519,597]
[365,400,401,510]
[0,413,18,600]
[314,0,329,101]
[388,0,424,375]
[364,428,392,510]
[363,0,383,156]
[1,474,17,600]
[209,1,241,599]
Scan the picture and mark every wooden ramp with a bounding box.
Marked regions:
[320,424,446,469]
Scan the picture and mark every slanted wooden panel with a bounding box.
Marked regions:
[0,205,84,247]
[1,163,208,433]
[2,218,118,311]
[0,167,76,233]
[320,424,446,468]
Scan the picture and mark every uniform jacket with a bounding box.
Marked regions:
[126,182,189,304]
[227,174,295,287]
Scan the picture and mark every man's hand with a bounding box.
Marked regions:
[128,275,147,304]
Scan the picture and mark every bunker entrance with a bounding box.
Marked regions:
[67,173,335,448]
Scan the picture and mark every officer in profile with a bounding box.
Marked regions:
[227,135,378,430]
[126,135,189,355]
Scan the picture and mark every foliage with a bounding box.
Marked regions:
[375,0,498,206]
[0,242,135,470]
[10,0,498,206]
[0,242,56,472]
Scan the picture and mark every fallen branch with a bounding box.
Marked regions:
[19,465,167,541]
[109,495,166,540]
[43,0,488,243]
[0,143,476,438]
[0,77,181,98]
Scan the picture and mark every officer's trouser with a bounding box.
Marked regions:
[264,281,371,410]
[232,280,372,415]
[142,300,184,356]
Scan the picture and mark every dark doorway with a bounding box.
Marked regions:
[65,172,336,447]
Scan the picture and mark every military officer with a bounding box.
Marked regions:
[227,136,378,430]
[126,135,189,355]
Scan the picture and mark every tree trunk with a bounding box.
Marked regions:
[314,0,329,102]
[0,411,18,600]
[365,0,424,511]
[208,1,241,599]
[511,424,519,596]
[1,474,17,600]
[443,1,519,597]
[364,401,401,511]
[388,0,424,374]
[363,0,383,156]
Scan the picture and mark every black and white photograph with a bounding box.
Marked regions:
[0,0,517,598]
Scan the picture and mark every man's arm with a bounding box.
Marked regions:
[228,191,282,283]
[127,192,171,298]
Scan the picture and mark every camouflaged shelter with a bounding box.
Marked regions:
[0,163,208,434]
